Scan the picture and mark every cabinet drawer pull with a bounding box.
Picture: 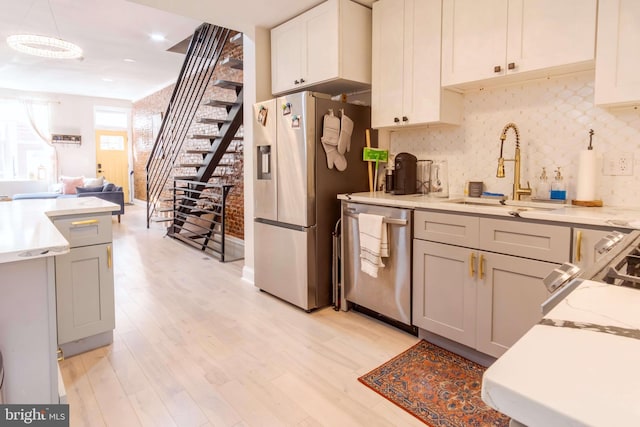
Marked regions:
[507,62,516,70]
[479,254,485,279]
[294,79,300,84]
[107,245,112,268]
[494,65,502,73]
[300,78,305,83]
[402,116,408,122]
[71,219,99,226]
[57,348,64,362]
[470,252,476,278]
[576,231,583,262]
[394,117,400,123]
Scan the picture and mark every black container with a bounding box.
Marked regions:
[392,152,417,195]
[384,169,394,193]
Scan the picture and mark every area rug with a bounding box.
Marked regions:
[358,340,510,426]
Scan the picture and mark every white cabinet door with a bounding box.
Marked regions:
[507,0,596,75]
[595,0,640,107]
[371,0,404,128]
[56,244,115,344]
[373,0,462,128]
[271,19,304,95]
[413,240,477,348]
[304,1,338,87]
[476,252,554,358]
[443,0,596,87]
[442,0,508,86]
[271,0,371,96]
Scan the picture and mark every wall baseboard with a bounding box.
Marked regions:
[242,266,254,285]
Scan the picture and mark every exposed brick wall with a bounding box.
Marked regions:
[132,31,244,239]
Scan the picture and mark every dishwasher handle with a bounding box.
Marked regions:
[343,210,408,226]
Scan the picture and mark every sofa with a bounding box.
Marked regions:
[12,179,125,222]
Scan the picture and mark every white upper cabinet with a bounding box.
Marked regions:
[442,0,597,89]
[595,0,640,107]
[271,0,371,96]
[372,0,462,129]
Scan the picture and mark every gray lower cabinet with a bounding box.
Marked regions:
[413,210,569,358]
[53,213,115,356]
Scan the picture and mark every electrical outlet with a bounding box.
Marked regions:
[603,152,634,176]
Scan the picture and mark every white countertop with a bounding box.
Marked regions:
[338,191,640,229]
[482,280,640,426]
[0,197,118,264]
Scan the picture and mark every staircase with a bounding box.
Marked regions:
[146,23,243,262]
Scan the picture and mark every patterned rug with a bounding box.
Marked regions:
[358,340,510,426]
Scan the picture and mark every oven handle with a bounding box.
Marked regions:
[605,266,640,286]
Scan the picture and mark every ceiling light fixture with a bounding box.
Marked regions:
[6,0,83,59]
[7,34,82,59]
[150,33,166,42]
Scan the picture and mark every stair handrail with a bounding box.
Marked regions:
[146,23,230,227]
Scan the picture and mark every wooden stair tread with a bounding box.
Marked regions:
[229,33,242,45]
[190,134,243,140]
[220,57,243,70]
[175,163,205,168]
[198,118,228,125]
[212,79,243,90]
[203,99,236,108]
[150,216,173,223]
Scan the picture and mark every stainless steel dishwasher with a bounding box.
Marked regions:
[341,201,414,330]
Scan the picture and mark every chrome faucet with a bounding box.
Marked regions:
[496,123,532,200]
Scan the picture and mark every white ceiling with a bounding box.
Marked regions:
[0,0,374,102]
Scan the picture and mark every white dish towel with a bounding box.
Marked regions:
[358,213,389,278]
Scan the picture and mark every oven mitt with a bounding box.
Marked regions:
[337,110,353,154]
[321,110,347,171]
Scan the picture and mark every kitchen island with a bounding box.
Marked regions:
[0,197,117,404]
[482,279,640,426]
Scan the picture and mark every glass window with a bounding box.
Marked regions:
[94,108,128,129]
[0,100,54,181]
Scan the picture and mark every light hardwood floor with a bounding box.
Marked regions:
[60,204,423,427]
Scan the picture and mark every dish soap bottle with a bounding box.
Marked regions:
[537,167,550,199]
[550,167,566,200]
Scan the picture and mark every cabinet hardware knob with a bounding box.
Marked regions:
[300,78,305,83]
[479,254,485,279]
[394,117,400,123]
[576,231,583,262]
[402,116,408,122]
[107,245,112,269]
[470,252,476,278]
[494,65,502,73]
[508,62,516,70]
[294,80,300,84]
[71,219,99,226]
[57,348,64,362]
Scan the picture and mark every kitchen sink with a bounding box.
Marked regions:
[444,198,562,214]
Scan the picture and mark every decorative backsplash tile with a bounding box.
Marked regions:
[390,71,640,207]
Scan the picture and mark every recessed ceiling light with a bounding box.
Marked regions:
[102,78,114,82]
[150,33,166,42]
[123,58,136,63]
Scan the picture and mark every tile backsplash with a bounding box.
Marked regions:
[390,71,640,207]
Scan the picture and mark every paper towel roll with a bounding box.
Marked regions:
[576,150,597,201]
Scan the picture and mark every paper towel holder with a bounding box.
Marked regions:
[572,129,603,207]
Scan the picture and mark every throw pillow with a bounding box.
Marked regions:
[76,186,104,194]
[60,176,85,194]
[84,176,104,188]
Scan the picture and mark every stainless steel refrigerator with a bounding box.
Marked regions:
[253,91,371,311]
